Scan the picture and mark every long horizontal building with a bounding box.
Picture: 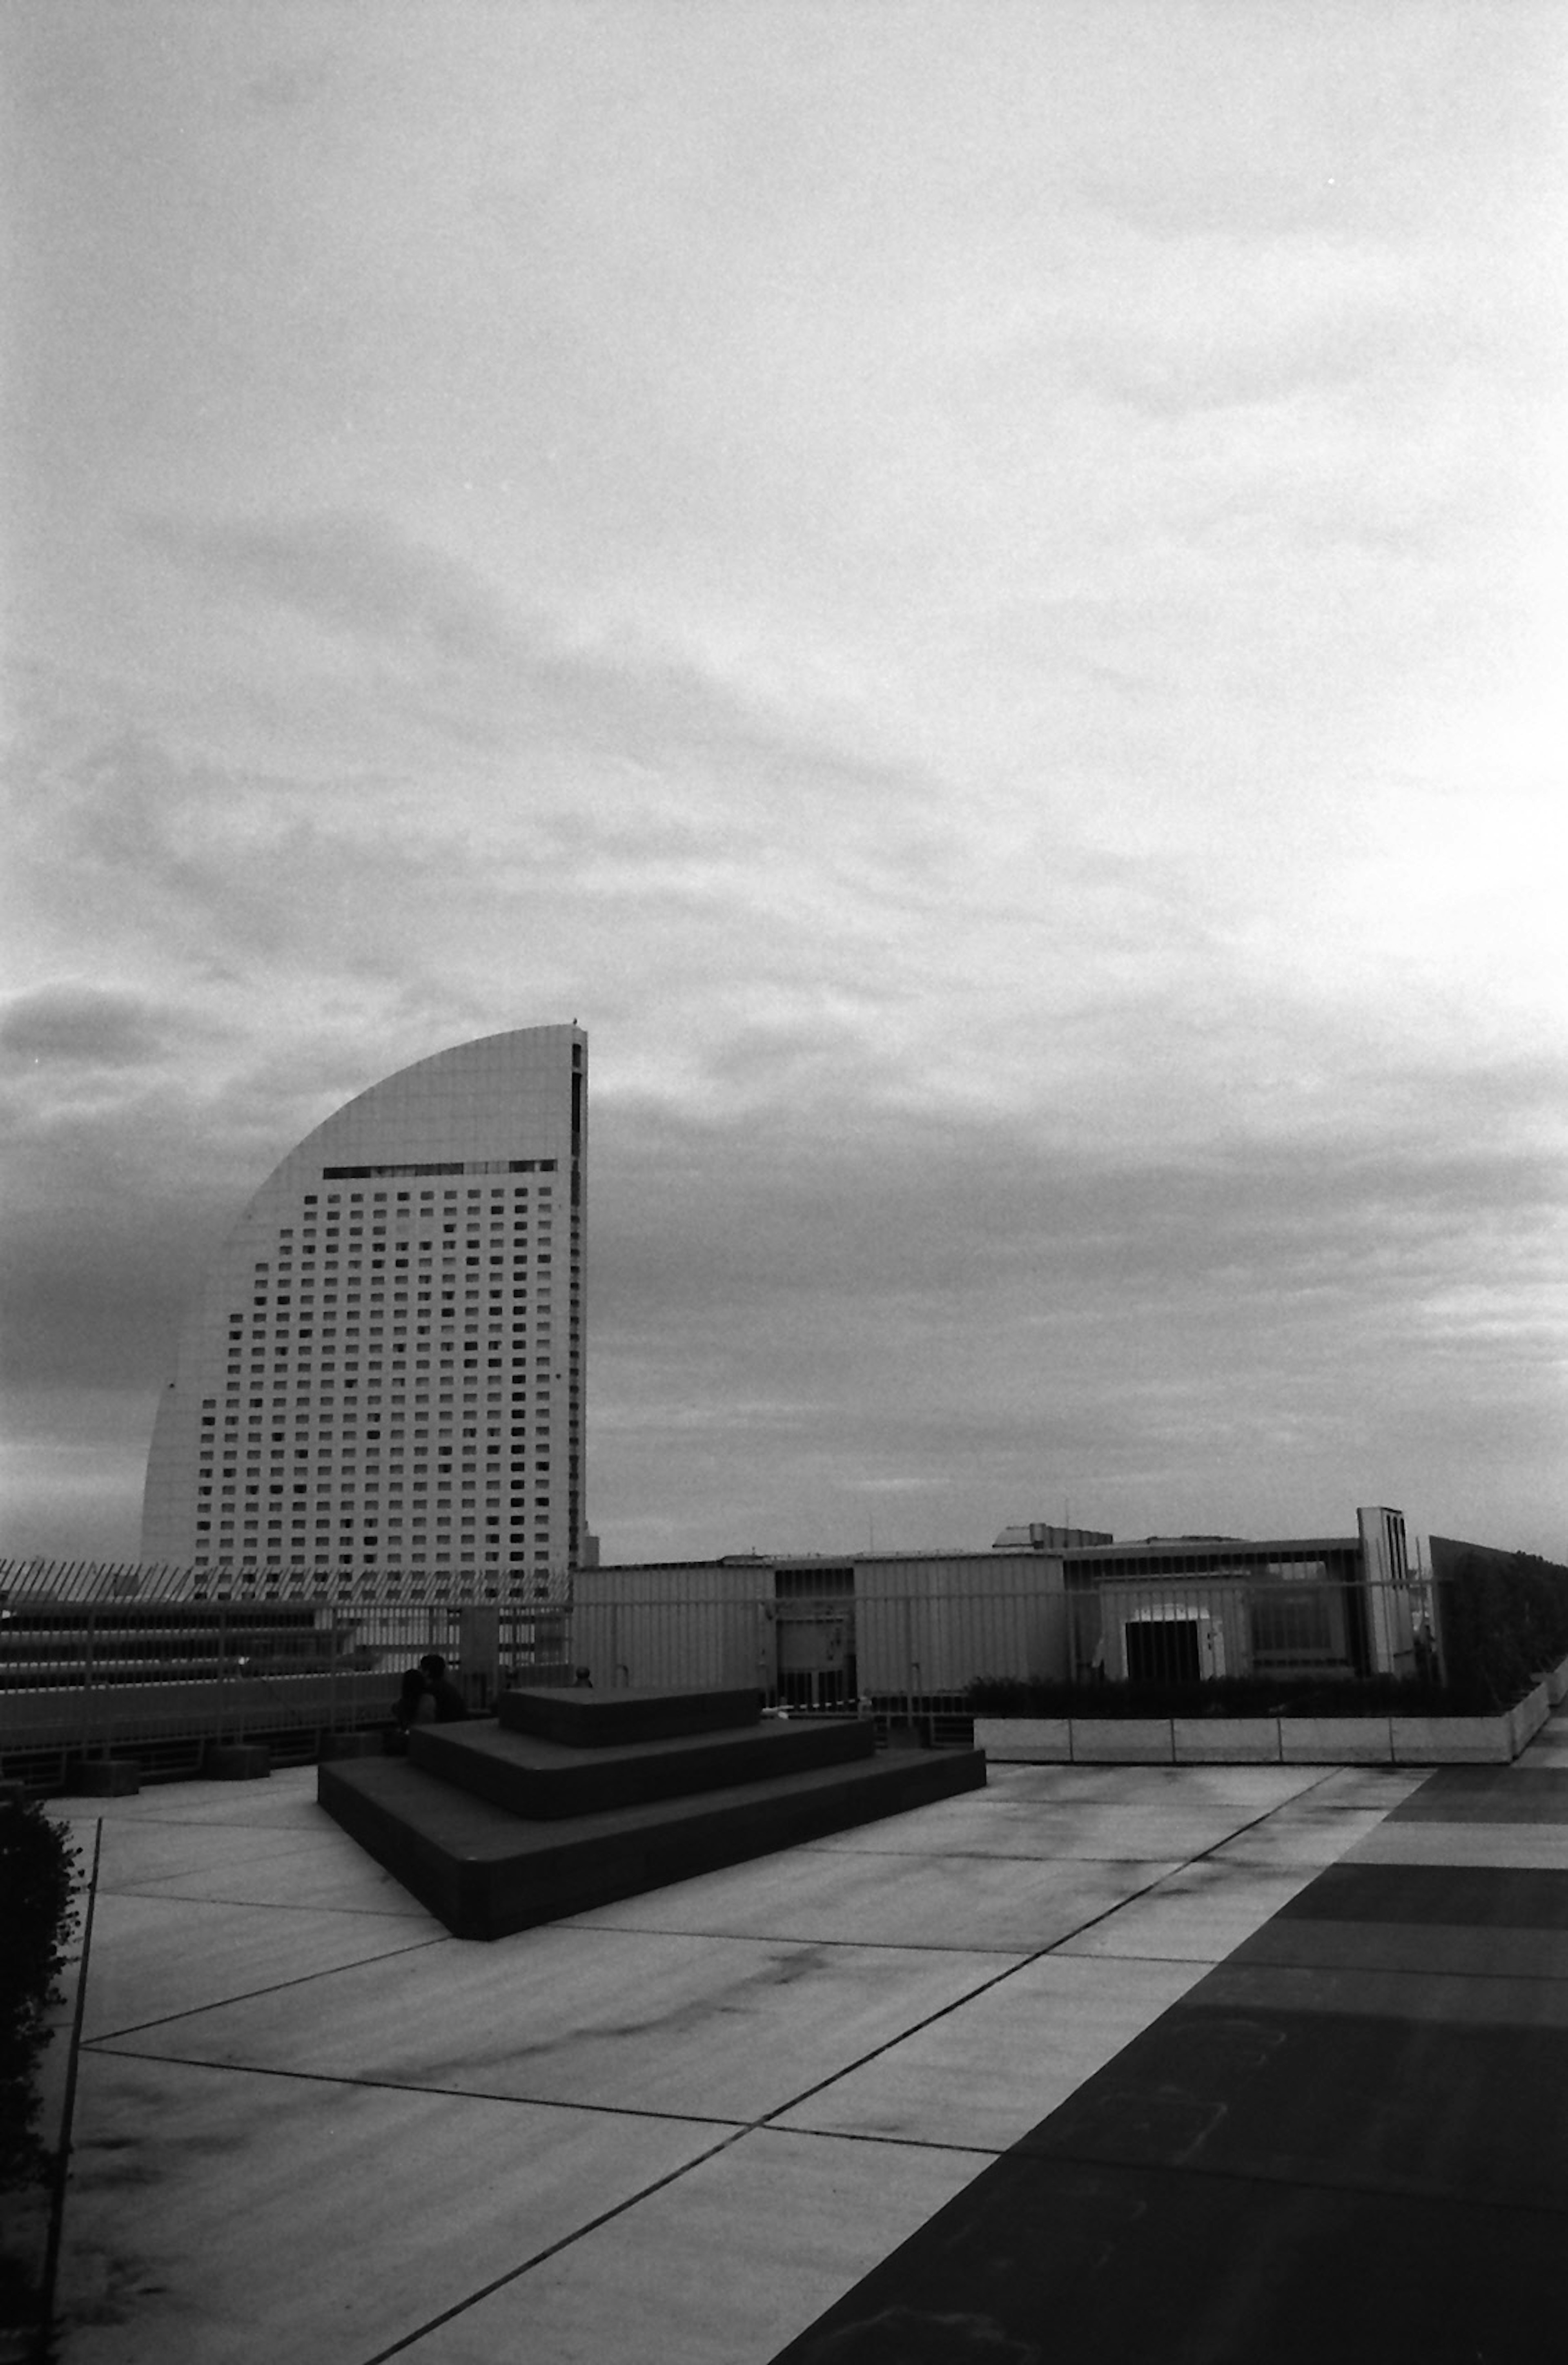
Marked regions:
[571,1508,1415,1703]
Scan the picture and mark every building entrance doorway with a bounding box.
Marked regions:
[1123,1616,1203,1684]
[773,1567,857,1710]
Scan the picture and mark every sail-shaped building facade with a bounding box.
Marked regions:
[140,1024,586,1588]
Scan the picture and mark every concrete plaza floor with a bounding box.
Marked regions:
[44,1704,1568,2363]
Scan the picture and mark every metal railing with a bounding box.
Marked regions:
[0,1600,577,1788]
[0,1572,1445,1786]
[0,1550,575,1607]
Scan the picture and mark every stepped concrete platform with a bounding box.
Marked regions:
[319,1687,986,1938]
[412,1705,876,1820]
[501,1684,763,1747]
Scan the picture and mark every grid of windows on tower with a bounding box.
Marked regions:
[189,1173,582,1591]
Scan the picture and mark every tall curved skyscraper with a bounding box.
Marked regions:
[140,1024,586,1590]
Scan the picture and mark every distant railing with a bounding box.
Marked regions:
[0,1598,575,1788]
[0,1552,574,1608]
[0,1566,1445,1786]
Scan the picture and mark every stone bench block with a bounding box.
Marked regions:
[67,1759,142,1797]
[203,1742,271,1781]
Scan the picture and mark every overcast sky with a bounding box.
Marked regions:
[3,2,1565,1571]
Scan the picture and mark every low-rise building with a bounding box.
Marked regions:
[573,1507,1417,1704]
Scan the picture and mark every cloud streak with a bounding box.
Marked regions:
[0,983,174,1069]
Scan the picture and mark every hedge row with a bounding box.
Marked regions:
[0,1798,78,2199]
[965,1674,1499,1721]
[1435,1546,1568,1710]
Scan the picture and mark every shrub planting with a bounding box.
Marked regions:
[0,1797,78,2199]
[1431,1542,1568,1710]
[966,1673,1500,1721]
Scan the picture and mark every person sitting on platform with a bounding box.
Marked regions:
[418,1652,471,1721]
[387,1666,436,1752]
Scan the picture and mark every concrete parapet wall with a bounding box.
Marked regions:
[1510,1684,1551,1753]
[1172,1716,1282,1763]
[1067,1718,1174,1764]
[1279,1717,1395,1765]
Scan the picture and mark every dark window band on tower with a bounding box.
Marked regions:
[323,1163,463,1180]
[321,1159,557,1180]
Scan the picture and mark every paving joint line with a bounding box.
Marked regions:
[74,1930,450,2042]
[72,2044,760,2127]
[356,2122,756,2365]
[96,1884,437,1917]
[558,1925,1056,1953]
[346,1956,1060,2361]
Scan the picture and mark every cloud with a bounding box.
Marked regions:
[599,1033,1561,1556]
[0,1391,155,1565]
[244,50,336,117]
[122,505,976,832]
[594,1068,1568,1328]
[135,509,520,667]
[2,708,949,1095]
[0,983,172,1069]
[0,1134,223,1406]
